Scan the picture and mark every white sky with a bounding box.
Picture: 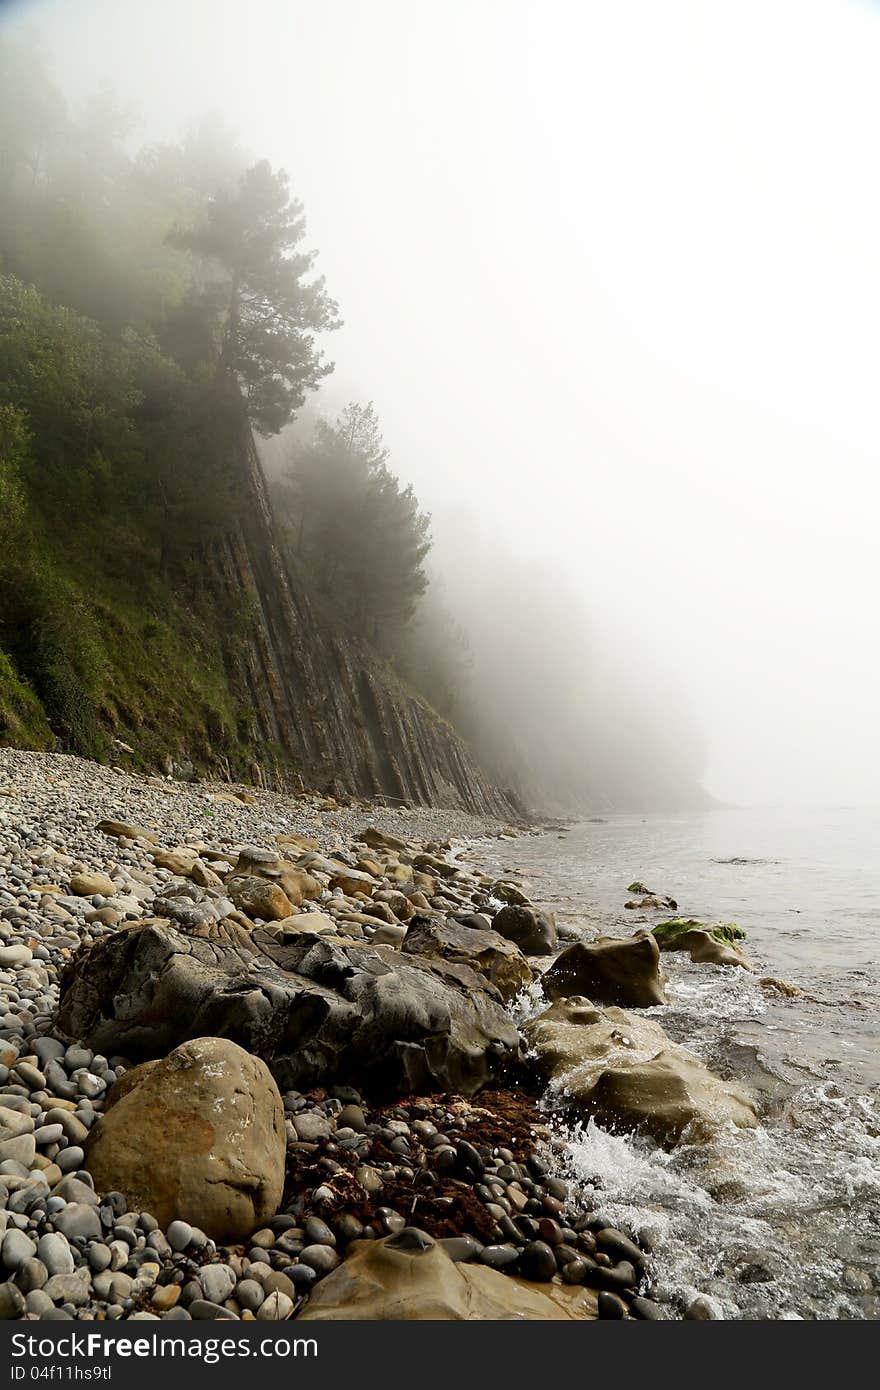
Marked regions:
[6,0,880,806]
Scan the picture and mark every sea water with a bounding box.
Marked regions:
[476,807,880,1319]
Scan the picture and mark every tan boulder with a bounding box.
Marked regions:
[85,1037,285,1240]
[388,864,415,885]
[270,912,337,939]
[152,849,197,877]
[359,827,409,853]
[373,890,413,921]
[277,868,320,906]
[228,850,320,907]
[524,997,759,1146]
[69,872,117,898]
[226,876,294,921]
[97,819,157,844]
[370,923,407,947]
[412,871,438,895]
[356,859,384,877]
[276,833,320,853]
[298,1231,597,1320]
[296,855,377,897]
[542,932,667,1007]
[190,860,224,890]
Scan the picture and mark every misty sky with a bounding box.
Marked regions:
[5,0,880,807]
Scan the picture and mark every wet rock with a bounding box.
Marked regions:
[597,1291,629,1319]
[298,1234,598,1320]
[491,905,557,956]
[542,932,667,1008]
[524,997,759,1145]
[655,924,750,970]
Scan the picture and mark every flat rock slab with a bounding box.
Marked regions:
[297,1232,598,1320]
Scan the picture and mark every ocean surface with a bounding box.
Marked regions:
[476,806,880,1320]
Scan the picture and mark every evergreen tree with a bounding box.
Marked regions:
[277,403,431,651]
[170,161,340,433]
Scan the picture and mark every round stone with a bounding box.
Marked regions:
[519,1240,557,1281]
[598,1291,628,1319]
[298,1245,340,1276]
[479,1244,520,1269]
[37,1233,74,1277]
[56,1147,86,1174]
[166,1221,193,1252]
[336,1104,366,1132]
[235,1280,265,1311]
[302,1217,335,1248]
[1,1228,37,1271]
[199,1264,236,1304]
[256,1291,294,1320]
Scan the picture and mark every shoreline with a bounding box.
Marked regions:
[0,746,754,1322]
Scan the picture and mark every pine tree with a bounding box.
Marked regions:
[171,161,340,433]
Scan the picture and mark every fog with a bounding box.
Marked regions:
[6,0,880,808]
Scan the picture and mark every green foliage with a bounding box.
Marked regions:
[26,575,107,759]
[169,161,340,434]
[653,918,747,947]
[0,402,29,528]
[0,647,54,750]
[275,403,431,652]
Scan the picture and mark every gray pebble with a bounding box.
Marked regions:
[52,1204,102,1241]
[56,1147,85,1174]
[166,1220,193,1252]
[0,1281,26,1319]
[1,1227,36,1271]
[188,1300,238,1320]
[235,1279,266,1311]
[298,1244,340,1276]
[199,1264,236,1304]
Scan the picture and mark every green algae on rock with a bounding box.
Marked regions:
[653,917,746,947]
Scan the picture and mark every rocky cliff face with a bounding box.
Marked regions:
[207,438,515,818]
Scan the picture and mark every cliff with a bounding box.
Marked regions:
[0,425,514,818]
[205,438,514,816]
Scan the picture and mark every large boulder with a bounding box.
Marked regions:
[85,1037,285,1240]
[298,1230,598,1320]
[230,850,321,908]
[541,933,666,1007]
[55,921,521,1097]
[491,904,557,956]
[524,997,759,1146]
[225,876,294,921]
[402,916,534,1002]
